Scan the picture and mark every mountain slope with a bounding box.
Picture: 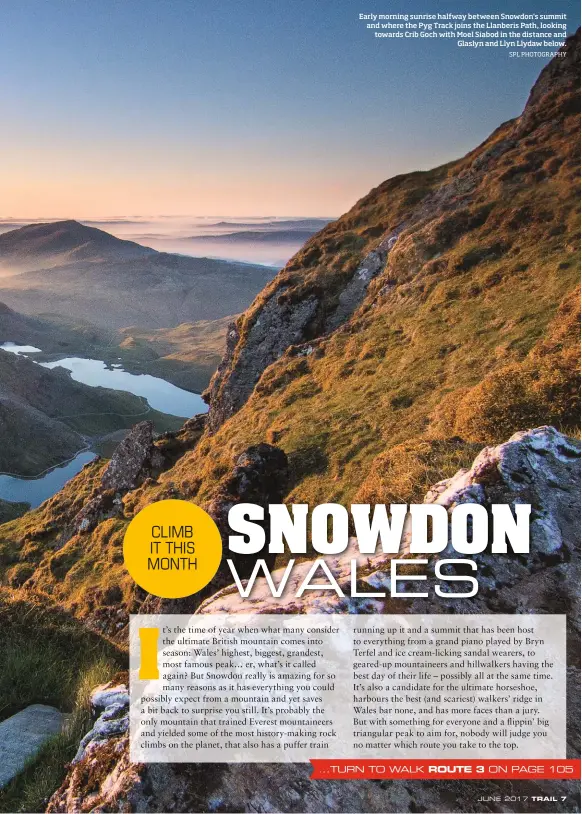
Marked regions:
[0,33,579,623]
[190,30,580,505]
[0,221,276,331]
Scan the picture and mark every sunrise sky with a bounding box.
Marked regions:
[2,0,579,218]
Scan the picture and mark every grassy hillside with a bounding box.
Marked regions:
[0,589,124,813]
[165,32,582,509]
[116,316,233,392]
[0,34,579,625]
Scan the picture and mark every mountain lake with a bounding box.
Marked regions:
[0,342,208,508]
[0,450,97,508]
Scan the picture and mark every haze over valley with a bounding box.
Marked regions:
[0,215,331,268]
[0,220,278,329]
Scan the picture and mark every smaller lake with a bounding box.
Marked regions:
[42,358,207,418]
[1,342,42,355]
[0,450,96,508]
[0,344,207,418]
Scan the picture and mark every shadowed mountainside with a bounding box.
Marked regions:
[0,302,109,355]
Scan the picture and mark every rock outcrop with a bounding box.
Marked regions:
[49,427,580,812]
[71,421,165,535]
[415,426,580,610]
[197,427,580,619]
[206,442,289,576]
[203,224,406,432]
[72,681,130,764]
[0,705,64,790]
[65,419,209,553]
[324,226,403,331]
[47,681,134,814]
[101,422,165,494]
[204,297,320,431]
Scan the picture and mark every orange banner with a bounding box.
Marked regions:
[310,760,581,781]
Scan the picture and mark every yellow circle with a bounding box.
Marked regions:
[123,500,222,598]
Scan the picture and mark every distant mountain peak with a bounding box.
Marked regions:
[0,219,155,270]
[9,219,105,238]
